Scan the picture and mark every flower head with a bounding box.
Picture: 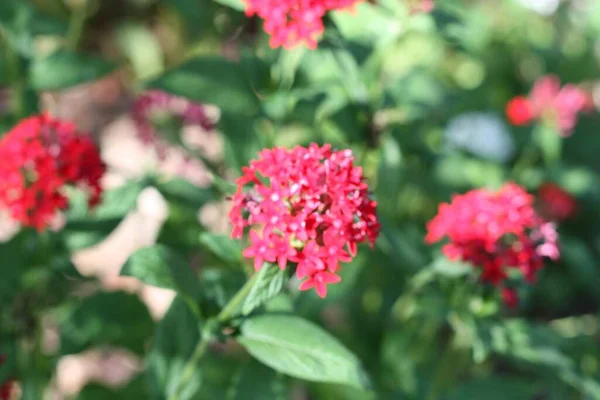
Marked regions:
[505,96,533,126]
[506,75,590,136]
[0,114,105,231]
[229,144,379,298]
[243,0,361,49]
[132,90,214,157]
[537,182,577,222]
[0,380,13,400]
[426,183,559,306]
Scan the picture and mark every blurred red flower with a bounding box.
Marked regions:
[131,90,214,158]
[537,182,577,221]
[506,75,590,136]
[0,114,105,231]
[505,96,533,126]
[426,183,559,306]
[243,0,361,49]
[501,287,519,308]
[0,354,14,400]
[229,144,379,297]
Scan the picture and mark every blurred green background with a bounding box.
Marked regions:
[1,0,600,399]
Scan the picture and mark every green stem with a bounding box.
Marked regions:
[67,3,88,51]
[4,33,24,118]
[167,338,210,400]
[167,271,259,400]
[217,271,260,323]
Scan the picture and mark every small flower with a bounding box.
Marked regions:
[0,114,105,231]
[505,96,533,126]
[506,75,591,136]
[426,183,559,306]
[229,144,379,298]
[243,0,361,49]
[0,380,15,400]
[537,183,577,221]
[132,90,214,158]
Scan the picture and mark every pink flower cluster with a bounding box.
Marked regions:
[0,114,105,231]
[243,0,361,49]
[506,75,591,136]
[426,183,559,307]
[132,90,213,157]
[229,144,379,298]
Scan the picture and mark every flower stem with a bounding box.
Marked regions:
[67,2,88,51]
[217,270,260,323]
[167,337,210,400]
[167,270,259,400]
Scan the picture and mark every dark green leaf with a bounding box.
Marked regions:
[146,297,235,400]
[447,377,539,400]
[93,180,148,219]
[228,359,287,400]
[147,56,259,115]
[29,50,117,90]
[242,264,287,315]
[62,218,122,251]
[199,233,243,265]
[146,297,201,399]
[238,315,370,389]
[121,245,201,301]
[77,376,149,400]
[59,292,154,355]
[0,0,67,56]
[157,179,216,209]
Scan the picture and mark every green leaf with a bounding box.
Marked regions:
[199,233,243,265]
[77,376,149,399]
[213,0,245,11]
[430,258,472,278]
[447,377,539,400]
[228,359,287,400]
[121,245,201,301]
[146,56,259,115]
[29,50,117,90]
[238,315,370,389]
[96,181,149,218]
[217,111,266,172]
[0,0,67,56]
[62,218,122,251]
[59,292,154,355]
[146,297,202,399]
[157,179,216,209]
[0,232,31,302]
[242,264,287,315]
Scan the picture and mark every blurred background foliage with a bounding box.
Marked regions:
[1,0,600,399]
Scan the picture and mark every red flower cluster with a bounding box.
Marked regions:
[132,90,213,157]
[505,75,590,136]
[0,379,13,400]
[243,0,361,49]
[426,183,559,307]
[0,114,105,230]
[229,144,379,298]
[537,182,577,222]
